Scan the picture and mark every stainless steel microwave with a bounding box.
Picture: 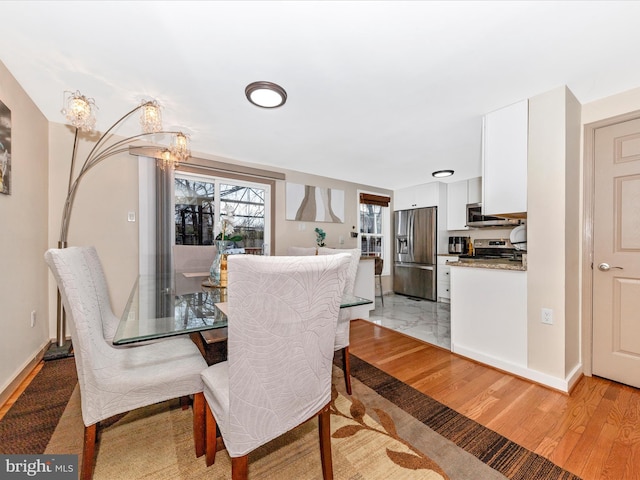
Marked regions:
[466,203,522,228]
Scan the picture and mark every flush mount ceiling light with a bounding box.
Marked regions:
[432,170,455,178]
[245,81,287,108]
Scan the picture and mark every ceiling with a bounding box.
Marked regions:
[3,1,640,190]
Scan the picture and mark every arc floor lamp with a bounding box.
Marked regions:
[45,90,191,359]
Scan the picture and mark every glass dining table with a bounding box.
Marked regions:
[113,274,373,346]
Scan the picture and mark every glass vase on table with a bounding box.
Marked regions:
[210,240,234,288]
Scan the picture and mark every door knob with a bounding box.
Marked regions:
[598,263,623,271]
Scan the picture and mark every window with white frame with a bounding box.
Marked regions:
[358,193,390,261]
[174,172,270,254]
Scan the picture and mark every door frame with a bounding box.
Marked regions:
[582,109,640,377]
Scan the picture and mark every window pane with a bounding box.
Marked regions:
[359,202,384,258]
[220,183,265,250]
[174,178,215,245]
[360,203,383,235]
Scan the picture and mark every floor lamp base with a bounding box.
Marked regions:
[43,340,73,361]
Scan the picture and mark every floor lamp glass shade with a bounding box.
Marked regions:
[61,91,97,132]
[140,100,162,133]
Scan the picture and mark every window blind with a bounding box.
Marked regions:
[359,193,391,207]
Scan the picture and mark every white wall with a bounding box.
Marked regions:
[582,87,640,124]
[527,86,581,382]
[0,60,50,399]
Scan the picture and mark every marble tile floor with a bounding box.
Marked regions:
[366,293,451,350]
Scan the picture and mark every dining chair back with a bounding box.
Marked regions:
[200,253,351,479]
[81,246,121,342]
[286,245,318,256]
[374,256,384,306]
[318,247,361,394]
[173,244,217,294]
[45,246,208,480]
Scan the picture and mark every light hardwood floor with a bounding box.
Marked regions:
[349,319,640,480]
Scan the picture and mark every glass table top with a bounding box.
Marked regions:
[113,275,372,345]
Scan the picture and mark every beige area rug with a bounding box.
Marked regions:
[44,367,506,479]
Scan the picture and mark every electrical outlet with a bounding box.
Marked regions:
[541,308,553,325]
[30,310,36,328]
[127,211,136,222]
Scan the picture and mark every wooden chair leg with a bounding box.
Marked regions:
[81,423,97,480]
[318,404,333,480]
[205,403,218,466]
[342,346,352,395]
[180,395,190,410]
[231,455,249,480]
[193,392,205,458]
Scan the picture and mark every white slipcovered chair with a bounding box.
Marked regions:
[45,246,208,480]
[318,247,361,395]
[286,245,318,256]
[200,253,350,479]
[173,244,217,294]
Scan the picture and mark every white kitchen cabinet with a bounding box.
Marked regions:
[483,99,528,216]
[394,182,440,211]
[446,181,468,230]
[468,177,482,204]
[437,255,457,302]
[446,177,482,231]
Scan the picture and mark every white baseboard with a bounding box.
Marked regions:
[452,343,582,393]
[0,340,49,407]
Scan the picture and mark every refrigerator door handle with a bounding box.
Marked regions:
[408,210,415,263]
[395,264,434,271]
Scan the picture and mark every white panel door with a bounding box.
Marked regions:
[593,117,640,388]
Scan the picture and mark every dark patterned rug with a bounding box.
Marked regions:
[0,357,77,454]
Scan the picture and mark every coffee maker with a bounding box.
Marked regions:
[448,236,469,254]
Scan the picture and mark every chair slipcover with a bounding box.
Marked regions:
[374,256,384,306]
[81,246,121,342]
[173,245,217,295]
[201,253,350,458]
[317,247,361,350]
[45,246,207,427]
[286,246,318,256]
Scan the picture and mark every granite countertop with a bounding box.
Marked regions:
[447,258,527,271]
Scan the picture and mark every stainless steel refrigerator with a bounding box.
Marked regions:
[393,207,437,301]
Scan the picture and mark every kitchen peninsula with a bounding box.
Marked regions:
[449,259,528,381]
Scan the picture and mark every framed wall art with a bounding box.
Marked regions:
[0,99,11,195]
[286,182,344,223]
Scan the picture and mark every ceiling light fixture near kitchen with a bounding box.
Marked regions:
[432,169,454,178]
[245,81,287,108]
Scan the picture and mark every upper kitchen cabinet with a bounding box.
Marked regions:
[482,99,528,217]
[468,177,482,204]
[394,181,443,211]
[446,177,482,230]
